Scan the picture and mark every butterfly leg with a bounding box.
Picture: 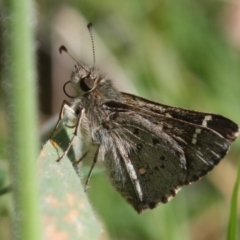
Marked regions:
[50,100,75,139]
[76,151,89,164]
[56,108,84,162]
[84,145,100,191]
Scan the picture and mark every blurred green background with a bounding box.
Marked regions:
[0,0,240,239]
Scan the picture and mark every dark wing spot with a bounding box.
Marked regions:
[161,196,168,203]
[154,166,160,171]
[152,138,160,145]
[133,128,139,135]
[184,180,190,185]
[149,202,158,209]
[189,175,200,182]
[170,189,176,197]
[137,144,143,150]
[102,122,110,130]
[160,155,165,161]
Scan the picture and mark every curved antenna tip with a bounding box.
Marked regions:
[59,45,68,54]
[87,22,93,29]
[58,44,90,73]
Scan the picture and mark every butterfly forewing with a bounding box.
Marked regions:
[121,92,239,142]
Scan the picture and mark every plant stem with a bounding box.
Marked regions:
[4,0,41,239]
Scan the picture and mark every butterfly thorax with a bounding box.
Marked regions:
[71,64,123,146]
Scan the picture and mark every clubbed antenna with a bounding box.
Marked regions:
[59,45,89,73]
[59,45,80,65]
[87,22,96,67]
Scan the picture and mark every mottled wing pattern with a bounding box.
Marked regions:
[102,100,237,213]
[103,111,187,213]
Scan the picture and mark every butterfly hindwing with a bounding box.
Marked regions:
[103,111,187,213]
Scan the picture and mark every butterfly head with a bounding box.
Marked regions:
[70,64,99,96]
[59,45,101,98]
[59,44,120,102]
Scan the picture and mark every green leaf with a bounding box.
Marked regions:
[38,122,102,239]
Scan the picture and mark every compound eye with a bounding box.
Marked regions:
[80,77,94,92]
